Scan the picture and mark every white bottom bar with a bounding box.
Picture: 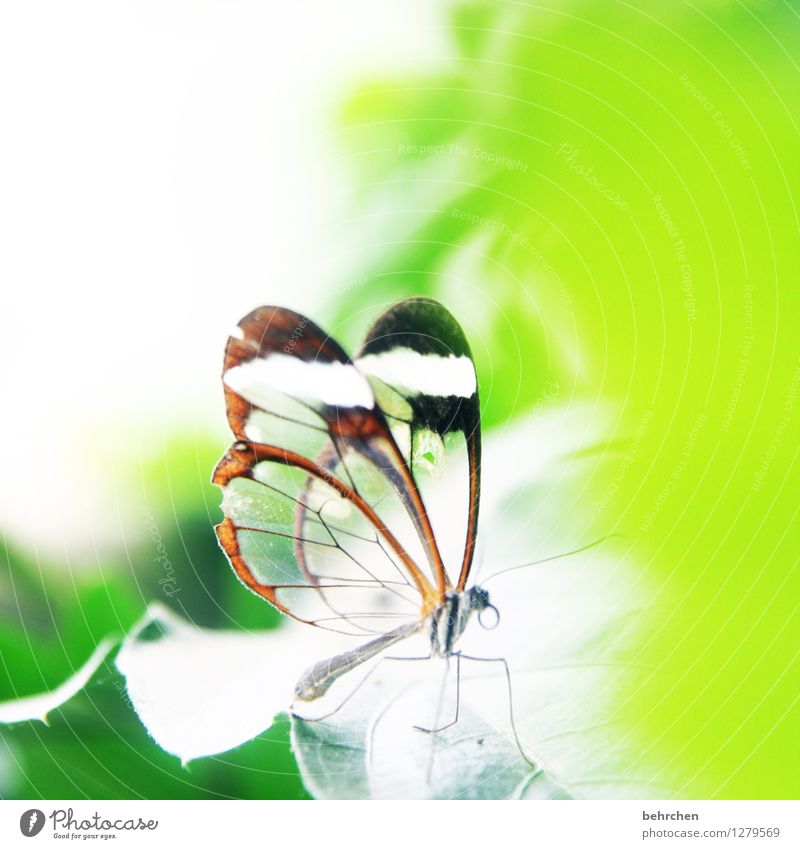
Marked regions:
[1,800,797,848]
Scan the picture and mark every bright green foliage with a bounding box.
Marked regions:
[328,1,800,799]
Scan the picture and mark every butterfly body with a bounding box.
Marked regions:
[292,584,494,704]
[293,620,422,702]
[429,586,492,657]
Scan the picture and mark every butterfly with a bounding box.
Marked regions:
[212,297,530,756]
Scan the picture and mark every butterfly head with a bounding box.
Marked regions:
[467,585,500,630]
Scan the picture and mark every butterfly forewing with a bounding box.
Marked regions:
[222,306,370,446]
[355,298,482,590]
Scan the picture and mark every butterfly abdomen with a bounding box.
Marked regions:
[294,621,423,702]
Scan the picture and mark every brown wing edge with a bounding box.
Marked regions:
[212,440,439,621]
[222,306,353,440]
[457,427,481,591]
[214,515,310,621]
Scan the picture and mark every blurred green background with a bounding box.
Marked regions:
[1,0,798,799]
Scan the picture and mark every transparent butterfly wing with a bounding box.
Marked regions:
[355,298,482,590]
[214,305,446,635]
[214,442,423,636]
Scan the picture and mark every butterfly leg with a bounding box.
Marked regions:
[413,652,461,733]
[458,653,538,770]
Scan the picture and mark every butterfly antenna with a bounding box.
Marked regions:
[480,533,626,585]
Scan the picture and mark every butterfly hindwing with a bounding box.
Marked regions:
[214,440,433,635]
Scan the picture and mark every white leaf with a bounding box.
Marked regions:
[114,602,351,765]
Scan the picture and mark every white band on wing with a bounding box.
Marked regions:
[357,348,477,398]
[225,354,375,410]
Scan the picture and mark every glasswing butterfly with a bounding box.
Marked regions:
[212,297,532,762]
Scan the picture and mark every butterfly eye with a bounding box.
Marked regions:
[478,603,500,630]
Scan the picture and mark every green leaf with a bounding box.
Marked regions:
[0,638,115,725]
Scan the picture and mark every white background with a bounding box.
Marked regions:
[0,0,449,560]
